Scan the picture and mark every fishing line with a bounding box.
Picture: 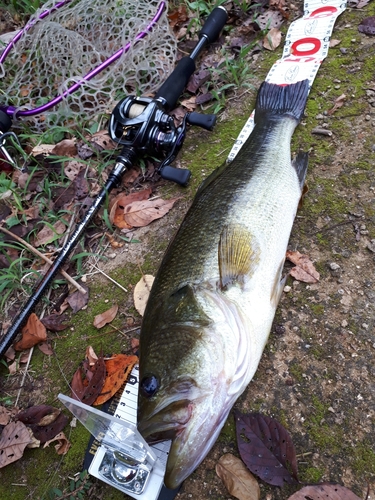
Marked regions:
[228,0,348,162]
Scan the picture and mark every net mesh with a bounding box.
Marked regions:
[0,0,176,132]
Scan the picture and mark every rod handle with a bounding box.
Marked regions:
[199,6,228,44]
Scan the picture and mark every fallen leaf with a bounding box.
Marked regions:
[0,406,11,426]
[124,198,180,228]
[0,421,31,468]
[14,313,47,351]
[286,250,320,283]
[105,232,124,248]
[43,431,71,455]
[257,10,284,30]
[263,28,282,50]
[64,160,82,181]
[121,166,142,187]
[33,220,67,247]
[30,144,55,156]
[327,94,346,115]
[71,355,106,406]
[131,338,139,353]
[93,354,138,405]
[235,411,298,487]
[287,483,361,499]
[109,189,152,229]
[66,283,89,313]
[216,453,260,500]
[93,304,119,329]
[41,313,70,332]
[133,275,155,316]
[16,405,60,426]
[329,39,341,47]
[27,412,69,444]
[86,345,98,366]
[38,341,54,356]
[180,96,197,111]
[90,130,116,150]
[51,138,77,157]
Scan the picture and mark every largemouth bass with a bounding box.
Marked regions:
[138,79,310,489]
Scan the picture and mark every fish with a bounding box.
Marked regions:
[137,79,310,489]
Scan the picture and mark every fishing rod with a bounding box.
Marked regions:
[0,6,228,358]
[0,0,167,168]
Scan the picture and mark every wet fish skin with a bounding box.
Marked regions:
[137,79,310,489]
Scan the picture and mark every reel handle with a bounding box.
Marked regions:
[155,7,227,110]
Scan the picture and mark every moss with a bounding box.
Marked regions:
[351,442,375,477]
[289,362,304,383]
[299,466,324,483]
[304,395,343,454]
[217,413,236,444]
[309,304,324,316]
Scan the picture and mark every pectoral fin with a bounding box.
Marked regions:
[218,224,260,289]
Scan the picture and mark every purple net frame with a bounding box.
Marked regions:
[0,0,167,118]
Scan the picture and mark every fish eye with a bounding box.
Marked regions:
[140,375,159,398]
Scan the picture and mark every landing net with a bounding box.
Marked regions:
[0,0,176,131]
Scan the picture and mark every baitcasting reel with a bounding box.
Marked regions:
[109,95,216,186]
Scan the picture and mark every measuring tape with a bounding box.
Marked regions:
[227,0,348,162]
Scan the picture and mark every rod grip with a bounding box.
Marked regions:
[199,6,228,43]
[155,56,196,111]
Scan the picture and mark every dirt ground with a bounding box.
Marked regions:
[1,1,375,500]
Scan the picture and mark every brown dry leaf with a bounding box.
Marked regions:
[0,406,11,426]
[109,189,152,229]
[124,198,180,228]
[121,166,142,187]
[51,138,77,157]
[168,4,188,29]
[180,96,197,111]
[34,220,67,247]
[30,144,55,156]
[329,39,341,47]
[131,338,140,353]
[90,130,116,150]
[105,232,124,248]
[86,345,98,366]
[66,283,89,313]
[286,250,320,283]
[93,304,119,329]
[134,275,155,316]
[93,354,138,406]
[327,94,346,115]
[263,28,282,50]
[38,342,54,356]
[216,453,260,500]
[0,421,31,468]
[64,160,82,181]
[43,431,71,455]
[14,313,47,351]
[287,483,361,500]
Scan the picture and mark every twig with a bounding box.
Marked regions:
[91,264,128,292]
[14,346,34,408]
[0,226,86,294]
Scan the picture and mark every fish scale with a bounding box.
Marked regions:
[138,79,310,489]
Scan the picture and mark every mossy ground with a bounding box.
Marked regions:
[1,2,375,499]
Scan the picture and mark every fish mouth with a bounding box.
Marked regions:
[138,398,193,443]
[138,394,230,490]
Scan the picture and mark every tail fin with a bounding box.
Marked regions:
[255,80,310,123]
